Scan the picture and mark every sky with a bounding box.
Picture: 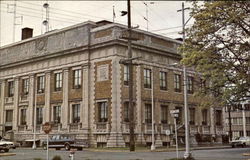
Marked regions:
[0,1,194,47]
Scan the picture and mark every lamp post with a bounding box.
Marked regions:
[32,76,37,149]
[177,2,191,159]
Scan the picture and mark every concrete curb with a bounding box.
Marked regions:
[0,153,16,157]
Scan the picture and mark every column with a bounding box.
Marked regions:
[27,74,34,130]
[210,107,216,139]
[107,57,125,147]
[0,80,5,136]
[81,65,89,129]
[136,66,146,146]
[44,71,51,123]
[62,68,69,129]
[13,77,19,131]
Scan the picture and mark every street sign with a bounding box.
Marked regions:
[170,109,179,114]
[42,122,52,134]
[165,129,171,136]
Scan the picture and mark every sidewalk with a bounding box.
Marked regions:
[83,144,231,152]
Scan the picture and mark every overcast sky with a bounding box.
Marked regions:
[0,1,193,47]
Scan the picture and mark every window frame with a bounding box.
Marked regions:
[22,78,29,95]
[53,105,61,124]
[145,104,152,123]
[159,71,167,90]
[144,68,151,89]
[98,101,108,122]
[55,72,63,91]
[37,76,45,94]
[174,74,181,92]
[36,107,43,125]
[72,104,80,123]
[73,69,82,89]
[161,105,168,124]
[20,108,27,125]
[187,76,194,94]
[8,81,14,97]
[124,65,129,86]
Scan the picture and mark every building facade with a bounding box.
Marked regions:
[224,103,250,139]
[0,20,224,147]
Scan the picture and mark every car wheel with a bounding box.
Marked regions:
[65,144,70,151]
[232,145,235,148]
[77,147,83,151]
[242,143,246,148]
[4,148,9,152]
[56,148,60,150]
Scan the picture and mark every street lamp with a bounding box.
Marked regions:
[177,2,191,159]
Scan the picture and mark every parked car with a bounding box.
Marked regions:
[230,136,250,148]
[0,142,9,152]
[0,139,16,149]
[42,134,88,150]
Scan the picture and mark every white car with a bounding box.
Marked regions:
[0,139,16,149]
[230,137,250,148]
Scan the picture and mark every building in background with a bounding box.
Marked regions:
[0,20,225,147]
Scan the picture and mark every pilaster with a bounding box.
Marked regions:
[27,74,34,130]
[13,78,19,131]
[136,66,146,146]
[44,71,51,123]
[107,57,125,147]
[62,68,69,129]
[210,107,215,136]
[0,80,5,135]
[82,65,89,129]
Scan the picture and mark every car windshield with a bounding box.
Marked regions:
[239,137,246,140]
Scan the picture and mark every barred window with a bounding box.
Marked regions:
[202,109,208,125]
[53,105,61,124]
[144,68,151,89]
[189,108,195,125]
[98,101,108,122]
[36,107,43,125]
[55,72,62,91]
[73,69,81,89]
[20,108,27,125]
[124,102,129,122]
[5,110,13,123]
[161,105,168,123]
[145,104,152,123]
[72,104,80,123]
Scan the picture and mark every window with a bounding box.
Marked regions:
[174,74,181,92]
[98,101,108,122]
[187,76,194,94]
[175,107,182,124]
[73,69,81,89]
[215,110,222,126]
[53,105,61,124]
[72,104,80,123]
[189,108,195,125]
[36,107,43,125]
[124,102,129,122]
[22,79,29,95]
[20,108,27,125]
[200,78,206,91]
[202,109,208,125]
[5,110,13,123]
[144,68,151,89]
[55,72,62,91]
[8,81,14,97]
[246,117,250,124]
[37,76,45,93]
[159,71,167,90]
[145,104,152,123]
[161,105,168,123]
[124,65,129,86]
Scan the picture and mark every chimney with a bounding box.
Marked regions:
[21,28,33,40]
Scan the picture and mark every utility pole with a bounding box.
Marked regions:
[177,2,191,159]
[127,0,135,152]
[151,68,155,150]
[12,0,17,43]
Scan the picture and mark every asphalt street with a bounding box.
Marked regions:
[0,147,249,160]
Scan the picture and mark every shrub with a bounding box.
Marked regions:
[52,155,62,160]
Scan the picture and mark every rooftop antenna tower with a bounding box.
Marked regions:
[43,1,49,33]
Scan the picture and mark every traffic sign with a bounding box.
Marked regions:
[42,122,52,134]
[165,129,171,136]
[170,109,179,114]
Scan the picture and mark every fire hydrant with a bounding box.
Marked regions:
[69,149,76,160]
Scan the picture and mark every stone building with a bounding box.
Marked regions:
[0,20,224,147]
[224,103,250,139]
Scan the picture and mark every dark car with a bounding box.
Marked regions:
[0,143,9,153]
[42,134,88,150]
